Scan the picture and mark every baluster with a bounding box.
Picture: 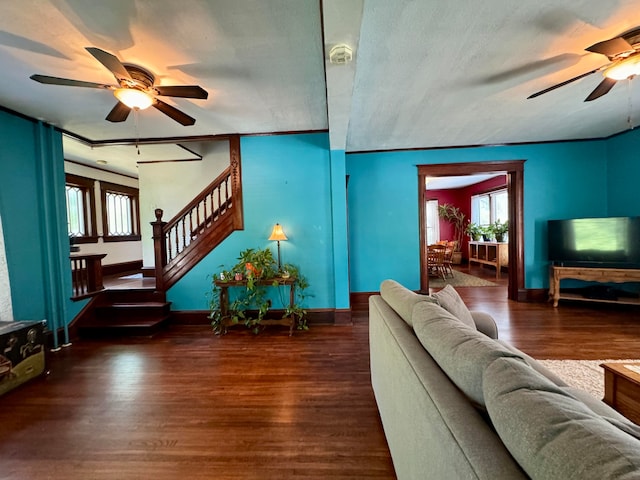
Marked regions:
[181,217,186,253]
[196,200,201,235]
[174,222,179,257]
[210,189,215,222]
[218,181,223,212]
[167,227,173,262]
[71,258,79,296]
[203,195,208,231]
[189,211,193,241]
[81,259,89,296]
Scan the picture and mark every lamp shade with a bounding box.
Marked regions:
[114,88,153,110]
[268,223,288,241]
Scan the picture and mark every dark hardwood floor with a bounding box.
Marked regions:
[1,264,639,479]
[452,264,640,360]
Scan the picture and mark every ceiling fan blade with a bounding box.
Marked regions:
[30,74,113,89]
[153,99,196,126]
[154,85,208,99]
[105,102,131,122]
[584,77,617,102]
[527,68,600,99]
[586,37,634,58]
[85,47,132,81]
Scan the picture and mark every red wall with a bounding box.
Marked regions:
[426,175,507,258]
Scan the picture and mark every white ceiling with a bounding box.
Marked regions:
[426,174,503,190]
[3,1,640,177]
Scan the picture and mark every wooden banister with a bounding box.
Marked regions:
[152,135,243,291]
[70,253,107,300]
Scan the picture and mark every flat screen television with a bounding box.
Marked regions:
[547,216,640,269]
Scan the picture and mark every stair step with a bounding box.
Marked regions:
[100,290,166,303]
[78,315,171,338]
[77,289,172,338]
[101,302,170,309]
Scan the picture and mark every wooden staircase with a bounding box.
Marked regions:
[152,135,243,291]
[77,289,171,338]
[70,136,244,339]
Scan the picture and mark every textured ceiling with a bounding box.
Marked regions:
[2,0,640,177]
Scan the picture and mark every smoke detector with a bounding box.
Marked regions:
[329,44,353,65]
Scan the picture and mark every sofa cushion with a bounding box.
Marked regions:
[496,340,568,387]
[412,302,523,406]
[379,279,435,327]
[561,386,640,440]
[484,356,640,480]
[431,284,475,328]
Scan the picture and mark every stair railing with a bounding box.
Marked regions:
[152,137,243,291]
[70,253,107,299]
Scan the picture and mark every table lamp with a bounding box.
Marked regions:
[268,223,288,269]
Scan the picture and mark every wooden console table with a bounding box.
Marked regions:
[468,241,508,278]
[214,277,297,335]
[548,265,640,307]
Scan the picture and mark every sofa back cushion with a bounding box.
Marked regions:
[484,356,640,480]
[379,279,435,327]
[412,302,522,406]
[431,284,475,328]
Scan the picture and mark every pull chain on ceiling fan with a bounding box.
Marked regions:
[30,47,208,126]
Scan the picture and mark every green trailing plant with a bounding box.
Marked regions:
[437,203,466,251]
[208,247,310,334]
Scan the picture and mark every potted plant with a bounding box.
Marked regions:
[208,247,309,334]
[465,222,482,241]
[492,219,509,243]
[480,225,494,242]
[437,203,466,263]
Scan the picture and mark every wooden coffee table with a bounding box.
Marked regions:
[601,363,640,424]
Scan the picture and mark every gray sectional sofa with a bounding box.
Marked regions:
[369,280,640,480]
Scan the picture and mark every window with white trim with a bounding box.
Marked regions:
[471,188,508,226]
[65,174,97,243]
[100,181,141,242]
[426,199,440,245]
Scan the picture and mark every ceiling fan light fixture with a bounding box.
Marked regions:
[604,55,640,80]
[114,88,153,110]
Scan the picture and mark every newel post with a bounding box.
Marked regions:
[151,208,167,291]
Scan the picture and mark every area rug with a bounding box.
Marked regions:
[429,270,497,288]
[536,359,640,398]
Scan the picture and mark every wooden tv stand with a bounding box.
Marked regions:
[548,265,640,307]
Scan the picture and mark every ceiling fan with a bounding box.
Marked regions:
[30,47,208,126]
[528,28,640,102]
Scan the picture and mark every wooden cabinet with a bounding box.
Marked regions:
[468,241,508,278]
[548,265,640,307]
[601,363,640,424]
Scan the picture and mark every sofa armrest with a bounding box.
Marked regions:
[470,311,498,339]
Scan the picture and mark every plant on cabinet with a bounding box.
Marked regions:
[208,248,309,334]
[492,220,509,243]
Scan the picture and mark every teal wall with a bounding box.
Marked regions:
[0,109,84,344]
[606,128,640,216]
[329,149,350,310]
[168,133,339,311]
[1,104,638,320]
[346,140,609,292]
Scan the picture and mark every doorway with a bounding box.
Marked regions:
[418,160,524,301]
